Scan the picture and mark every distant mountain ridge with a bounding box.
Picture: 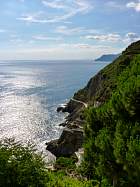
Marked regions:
[95,53,120,62]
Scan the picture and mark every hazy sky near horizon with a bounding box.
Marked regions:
[0,0,140,60]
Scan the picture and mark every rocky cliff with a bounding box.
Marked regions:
[46,40,140,157]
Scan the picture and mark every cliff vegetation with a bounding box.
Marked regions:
[81,54,140,186]
[0,41,140,187]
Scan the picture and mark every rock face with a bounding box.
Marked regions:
[57,104,67,112]
[46,40,140,158]
[46,128,83,157]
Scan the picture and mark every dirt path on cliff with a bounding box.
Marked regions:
[71,98,88,108]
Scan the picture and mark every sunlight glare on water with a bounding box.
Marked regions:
[0,60,109,157]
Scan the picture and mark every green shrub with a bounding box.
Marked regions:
[0,138,47,187]
[82,55,140,186]
[55,156,76,170]
[0,139,92,187]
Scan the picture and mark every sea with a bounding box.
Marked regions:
[0,60,109,159]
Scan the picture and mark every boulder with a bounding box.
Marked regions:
[46,128,84,157]
[57,106,64,112]
[57,104,67,112]
[59,122,67,127]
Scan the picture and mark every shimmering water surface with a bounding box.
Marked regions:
[0,60,109,153]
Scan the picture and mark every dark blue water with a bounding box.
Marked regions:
[0,60,109,153]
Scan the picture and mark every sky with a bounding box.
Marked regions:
[0,0,140,60]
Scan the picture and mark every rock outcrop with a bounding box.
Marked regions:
[46,128,83,157]
[46,40,140,158]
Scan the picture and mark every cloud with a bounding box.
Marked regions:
[126,32,138,39]
[10,37,26,47]
[17,13,49,23]
[9,34,35,46]
[17,13,73,23]
[74,0,93,14]
[126,1,140,12]
[106,1,124,9]
[55,25,99,35]
[59,43,94,49]
[85,32,140,44]
[77,44,93,49]
[17,0,93,24]
[55,25,84,35]
[42,0,93,13]
[42,0,66,9]
[124,32,140,42]
[10,38,23,43]
[85,33,121,42]
[32,35,63,41]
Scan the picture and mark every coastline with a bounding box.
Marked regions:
[46,40,140,158]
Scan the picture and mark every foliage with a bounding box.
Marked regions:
[0,139,92,187]
[82,55,140,187]
[74,41,140,104]
[1,41,140,187]
[55,156,76,170]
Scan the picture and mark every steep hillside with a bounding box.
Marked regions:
[1,41,139,187]
[82,52,140,187]
[62,41,140,127]
[95,54,120,62]
[47,40,140,163]
[74,41,140,105]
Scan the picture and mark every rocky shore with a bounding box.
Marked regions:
[46,70,109,157]
[46,40,140,158]
[46,98,86,157]
[46,98,104,158]
[46,127,83,157]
